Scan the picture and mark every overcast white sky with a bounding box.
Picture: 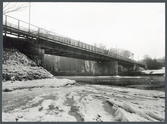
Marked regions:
[4,2,165,60]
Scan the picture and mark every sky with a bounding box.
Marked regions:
[4,2,165,60]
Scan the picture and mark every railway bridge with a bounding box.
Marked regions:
[3,15,146,75]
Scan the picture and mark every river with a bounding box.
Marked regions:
[56,75,165,91]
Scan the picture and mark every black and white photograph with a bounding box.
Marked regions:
[2,2,165,122]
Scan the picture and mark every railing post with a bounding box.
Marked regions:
[29,22,30,33]
[46,31,48,41]
[38,28,40,39]
[28,21,30,40]
[4,15,7,42]
[18,20,20,38]
[5,15,7,37]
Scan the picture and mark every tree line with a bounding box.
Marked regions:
[141,55,165,70]
[94,43,165,70]
[94,43,134,59]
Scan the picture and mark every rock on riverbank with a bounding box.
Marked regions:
[3,48,54,81]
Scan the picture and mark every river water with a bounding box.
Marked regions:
[56,75,165,92]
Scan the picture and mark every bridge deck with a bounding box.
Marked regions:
[3,15,145,68]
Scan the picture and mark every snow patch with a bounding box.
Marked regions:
[106,99,164,122]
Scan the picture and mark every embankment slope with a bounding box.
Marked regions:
[3,47,54,81]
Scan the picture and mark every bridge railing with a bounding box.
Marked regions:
[3,15,144,66]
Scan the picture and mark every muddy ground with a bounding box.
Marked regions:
[2,78,165,122]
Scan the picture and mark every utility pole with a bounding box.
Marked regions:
[132,53,134,60]
[29,2,31,31]
[116,45,117,58]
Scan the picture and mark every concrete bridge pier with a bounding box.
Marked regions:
[3,36,45,66]
[133,64,137,71]
[126,64,143,72]
[133,64,143,72]
[28,47,45,66]
[18,42,45,66]
[92,60,118,76]
[103,60,118,76]
[112,61,118,75]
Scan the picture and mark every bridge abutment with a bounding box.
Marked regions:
[22,42,45,66]
[28,47,45,66]
[3,37,45,66]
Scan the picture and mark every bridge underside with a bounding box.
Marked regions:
[39,39,138,67]
[4,36,139,68]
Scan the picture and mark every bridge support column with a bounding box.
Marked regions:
[145,64,147,70]
[107,61,118,76]
[133,64,137,71]
[92,60,118,76]
[133,64,143,72]
[113,61,118,75]
[16,41,45,66]
[28,47,45,66]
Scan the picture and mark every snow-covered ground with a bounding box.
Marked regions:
[2,79,165,122]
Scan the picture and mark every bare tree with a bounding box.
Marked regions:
[109,48,117,53]
[93,43,106,50]
[109,47,133,58]
[120,49,132,58]
[3,2,29,15]
[141,55,164,69]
